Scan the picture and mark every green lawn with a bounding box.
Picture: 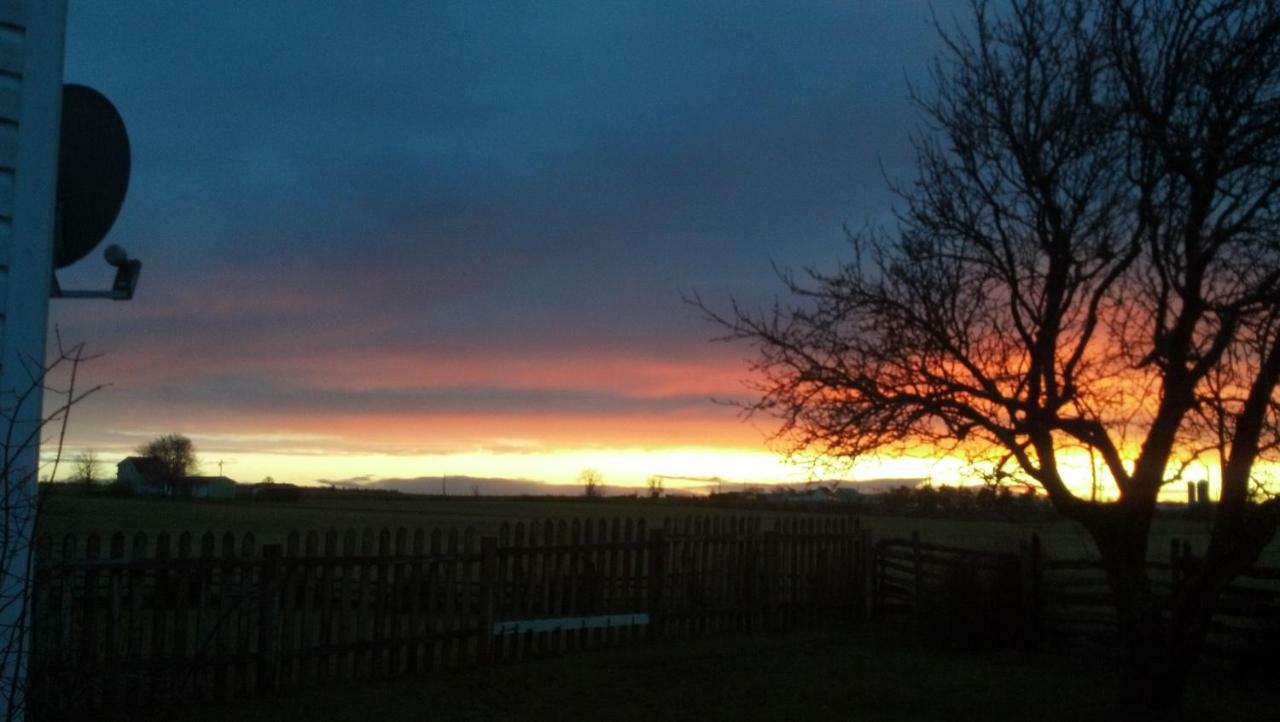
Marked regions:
[133,627,1274,722]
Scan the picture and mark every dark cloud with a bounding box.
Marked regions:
[342,475,690,497]
[124,372,738,418]
[53,1,963,451]
[317,475,376,488]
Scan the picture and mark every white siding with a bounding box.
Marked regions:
[0,3,20,344]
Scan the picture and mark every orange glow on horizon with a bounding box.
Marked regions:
[56,324,1244,503]
[58,399,1236,501]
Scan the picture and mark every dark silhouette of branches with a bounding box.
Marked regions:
[0,331,102,720]
[135,433,198,485]
[701,0,1280,713]
[579,468,603,499]
[69,451,99,490]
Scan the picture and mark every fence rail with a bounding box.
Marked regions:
[875,533,1280,661]
[1036,540,1280,659]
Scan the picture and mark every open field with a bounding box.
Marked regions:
[131,626,1275,722]
[38,492,1272,564]
[37,494,758,544]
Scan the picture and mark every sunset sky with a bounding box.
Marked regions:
[47,1,987,491]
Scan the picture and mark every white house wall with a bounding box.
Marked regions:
[0,3,69,720]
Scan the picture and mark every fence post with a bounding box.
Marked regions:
[763,529,780,631]
[1170,538,1183,596]
[859,529,875,622]
[647,528,666,640]
[1018,533,1041,650]
[911,531,922,618]
[258,544,282,694]
[479,537,497,664]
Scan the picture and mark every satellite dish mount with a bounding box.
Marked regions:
[49,83,141,301]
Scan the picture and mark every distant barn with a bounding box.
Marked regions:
[116,456,236,500]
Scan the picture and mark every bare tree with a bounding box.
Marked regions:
[69,451,98,491]
[647,475,664,499]
[579,468,603,499]
[135,433,197,485]
[704,0,1280,712]
[0,334,101,719]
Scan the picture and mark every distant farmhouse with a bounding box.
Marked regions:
[116,456,236,500]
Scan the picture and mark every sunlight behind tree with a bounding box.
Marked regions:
[705,0,1280,712]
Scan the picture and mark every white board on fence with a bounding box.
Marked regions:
[493,613,650,635]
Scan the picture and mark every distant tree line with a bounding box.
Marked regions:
[695,484,1056,522]
[874,484,1048,520]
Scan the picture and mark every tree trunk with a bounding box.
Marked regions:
[1113,615,1193,718]
[1089,508,1192,717]
[1089,504,1278,719]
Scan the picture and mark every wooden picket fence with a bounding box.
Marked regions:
[38,516,1276,718]
[28,515,869,717]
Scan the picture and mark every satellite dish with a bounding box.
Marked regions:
[54,83,130,269]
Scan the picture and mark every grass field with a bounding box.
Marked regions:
[37,494,758,545]
[127,626,1275,722]
[39,492,1273,564]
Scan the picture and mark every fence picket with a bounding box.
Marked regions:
[338,529,357,681]
[125,532,148,707]
[56,535,75,683]
[446,528,463,669]
[258,544,281,694]
[278,533,298,691]
[373,528,391,679]
[317,530,338,684]
[407,529,426,674]
[237,533,256,697]
[552,520,570,653]
[527,521,546,657]
[353,528,373,680]
[149,532,171,706]
[81,532,103,709]
[390,527,408,677]
[171,532,192,698]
